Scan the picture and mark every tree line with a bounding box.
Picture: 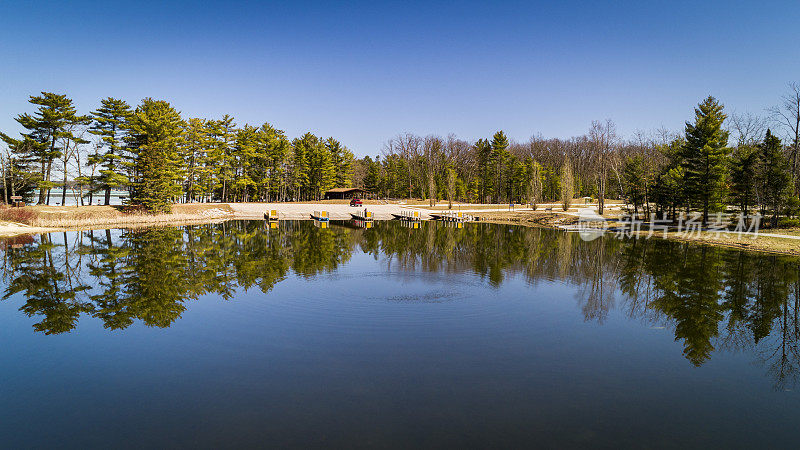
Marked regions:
[355,88,800,226]
[0,94,355,212]
[2,86,800,223]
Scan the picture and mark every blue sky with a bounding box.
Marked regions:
[2,0,799,156]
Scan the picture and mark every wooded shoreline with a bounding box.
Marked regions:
[0,201,798,257]
[2,90,800,231]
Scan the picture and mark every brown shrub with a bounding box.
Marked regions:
[121,204,150,215]
[0,206,37,225]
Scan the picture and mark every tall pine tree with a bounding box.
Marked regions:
[729,145,759,215]
[681,96,730,224]
[126,98,186,212]
[475,138,492,202]
[491,131,509,203]
[759,129,791,226]
[2,93,86,204]
[89,97,132,205]
[326,138,354,188]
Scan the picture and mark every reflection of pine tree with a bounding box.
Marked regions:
[227,221,291,293]
[256,224,292,293]
[650,246,725,366]
[748,257,788,343]
[3,234,92,334]
[617,238,654,317]
[290,222,353,277]
[719,251,757,351]
[203,222,239,300]
[86,229,133,330]
[118,227,191,328]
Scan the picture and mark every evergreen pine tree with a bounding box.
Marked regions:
[127,98,186,212]
[88,97,132,205]
[652,137,686,218]
[308,135,335,199]
[363,156,381,194]
[259,122,290,202]
[729,145,759,215]
[623,155,647,217]
[2,92,86,204]
[291,133,313,200]
[759,129,791,226]
[326,138,354,187]
[232,125,259,201]
[475,138,492,202]
[681,96,730,224]
[491,131,509,203]
[210,115,237,202]
[182,118,213,202]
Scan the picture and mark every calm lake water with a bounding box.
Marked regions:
[1,220,799,448]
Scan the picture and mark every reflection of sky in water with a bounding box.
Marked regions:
[0,220,799,447]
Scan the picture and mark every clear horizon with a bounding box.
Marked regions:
[2,0,799,156]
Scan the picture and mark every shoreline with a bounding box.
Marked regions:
[469,210,800,257]
[0,202,798,257]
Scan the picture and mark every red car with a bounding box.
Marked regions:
[350,198,363,207]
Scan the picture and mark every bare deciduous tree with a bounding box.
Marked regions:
[560,157,574,211]
[527,161,542,210]
[383,132,422,199]
[769,82,800,193]
[730,111,767,147]
[446,167,455,209]
[589,119,617,214]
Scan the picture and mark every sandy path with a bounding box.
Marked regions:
[226,203,432,220]
[226,203,625,220]
[0,223,57,236]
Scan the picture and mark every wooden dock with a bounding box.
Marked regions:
[310,210,329,222]
[391,210,422,222]
[430,211,471,223]
[350,209,374,221]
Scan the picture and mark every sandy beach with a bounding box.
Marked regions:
[227,202,433,220]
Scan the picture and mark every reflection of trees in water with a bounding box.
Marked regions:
[0,221,353,334]
[3,233,92,334]
[2,220,800,387]
[617,239,800,388]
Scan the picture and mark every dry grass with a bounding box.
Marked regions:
[766,227,800,237]
[0,207,38,224]
[655,231,800,256]
[470,210,800,256]
[472,210,579,227]
[0,203,235,228]
[426,204,534,211]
